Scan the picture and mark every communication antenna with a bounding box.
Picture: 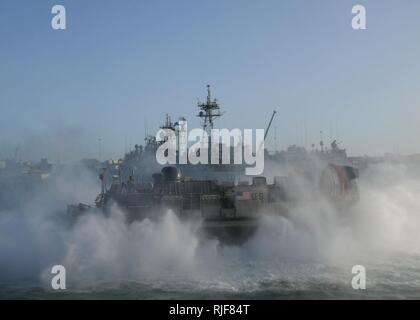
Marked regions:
[98,138,102,161]
[144,118,148,140]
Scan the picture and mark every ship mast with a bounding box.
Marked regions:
[159,113,175,142]
[197,85,222,136]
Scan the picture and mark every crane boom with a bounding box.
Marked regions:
[264,110,277,141]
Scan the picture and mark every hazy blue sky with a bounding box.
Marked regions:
[1,0,420,161]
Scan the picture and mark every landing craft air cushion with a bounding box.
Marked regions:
[67,86,360,244]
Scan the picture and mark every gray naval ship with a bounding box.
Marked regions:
[68,86,359,244]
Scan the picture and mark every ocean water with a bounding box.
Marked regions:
[1,162,420,300]
[1,249,420,299]
[1,211,420,300]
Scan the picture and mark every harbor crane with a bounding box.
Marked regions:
[264,110,277,141]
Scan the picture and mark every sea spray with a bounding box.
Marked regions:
[1,162,420,298]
